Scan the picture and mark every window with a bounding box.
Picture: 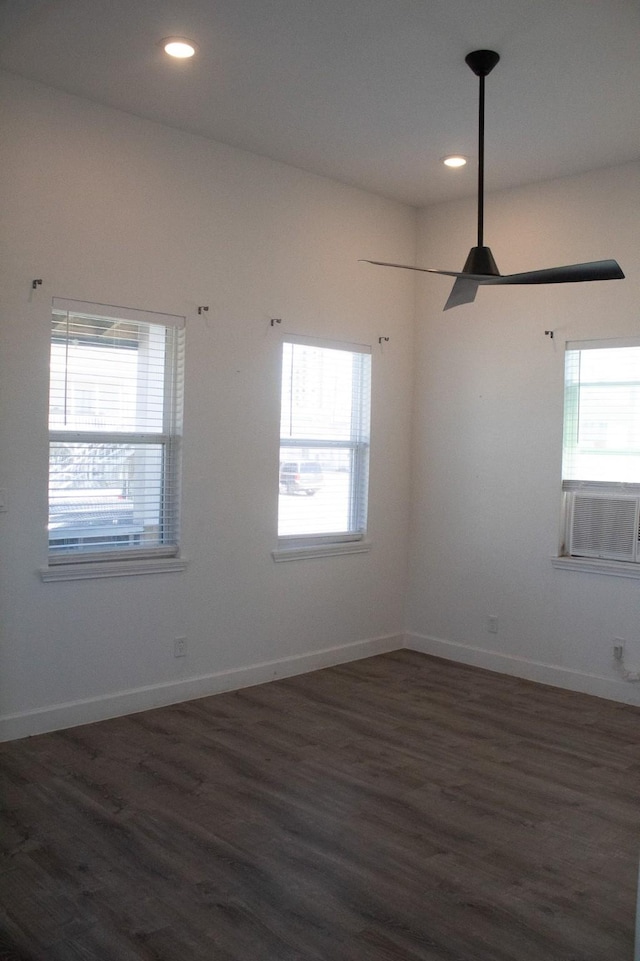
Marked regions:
[277,335,371,556]
[48,299,185,565]
[560,339,640,565]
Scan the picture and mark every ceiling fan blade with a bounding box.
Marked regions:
[444,277,479,310]
[480,260,625,286]
[361,259,483,309]
[359,259,481,280]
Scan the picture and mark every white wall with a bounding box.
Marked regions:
[406,162,640,706]
[0,72,416,739]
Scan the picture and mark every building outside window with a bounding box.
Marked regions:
[277,335,371,553]
[561,339,640,565]
[48,299,184,564]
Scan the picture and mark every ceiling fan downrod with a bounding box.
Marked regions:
[464,50,500,275]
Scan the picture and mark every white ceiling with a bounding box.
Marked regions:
[1,0,639,207]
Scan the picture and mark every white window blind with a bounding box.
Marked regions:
[561,340,640,564]
[278,336,371,545]
[48,299,185,563]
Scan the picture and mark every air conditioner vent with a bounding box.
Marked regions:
[569,493,640,562]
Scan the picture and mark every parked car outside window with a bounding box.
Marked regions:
[279,461,323,495]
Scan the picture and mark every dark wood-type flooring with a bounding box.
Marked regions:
[1,650,639,961]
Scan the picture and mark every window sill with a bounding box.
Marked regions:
[40,556,188,582]
[551,556,640,579]
[272,540,371,563]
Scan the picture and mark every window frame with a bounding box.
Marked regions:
[43,298,185,578]
[274,334,372,561]
[556,337,640,577]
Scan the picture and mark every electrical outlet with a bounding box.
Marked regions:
[487,615,499,634]
[174,636,187,658]
[613,639,624,661]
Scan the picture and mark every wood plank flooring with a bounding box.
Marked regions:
[1,650,639,960]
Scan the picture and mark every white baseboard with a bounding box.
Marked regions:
[5,630,638,742]
[0,633,402,742]
[405,632,640,707]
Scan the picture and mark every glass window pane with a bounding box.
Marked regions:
[50,314,169,434]
[278,448,355,536]
[278,338,370,542]
[280,343,362,442]
[563,345,640,484]
[48,441,175,554]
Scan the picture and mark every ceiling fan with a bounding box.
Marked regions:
[361,49,624,310]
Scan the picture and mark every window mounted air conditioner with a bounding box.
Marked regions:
[568,492,640,563]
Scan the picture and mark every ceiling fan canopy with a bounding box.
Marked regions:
[362,49,624,310]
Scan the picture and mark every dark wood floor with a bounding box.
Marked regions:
[1,650,639,961]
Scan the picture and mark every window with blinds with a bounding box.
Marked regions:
[48,299,185,563]
[278,335,371,547]
[561,339,640,563]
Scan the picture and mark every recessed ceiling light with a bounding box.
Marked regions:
[443,155,468,168]
[162,38,197,59]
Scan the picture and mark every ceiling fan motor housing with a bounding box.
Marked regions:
[463,246,500,276]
